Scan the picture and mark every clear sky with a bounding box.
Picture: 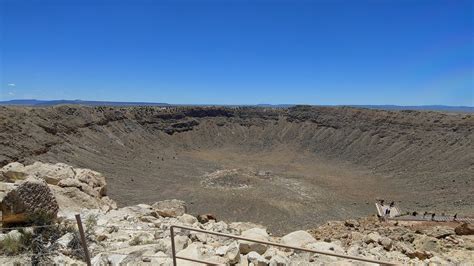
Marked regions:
[1,0,473,106]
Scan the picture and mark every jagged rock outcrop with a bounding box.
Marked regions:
[152,199,186,218]
[0,162,116,223]
[455,223,474,235]
[1,177,59,226]
[0,162,29,182]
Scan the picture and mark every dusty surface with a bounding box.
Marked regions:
[0,105,472,234]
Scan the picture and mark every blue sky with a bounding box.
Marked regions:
[1,0,473,105]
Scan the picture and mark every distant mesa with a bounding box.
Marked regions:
[0,99,473,113]
[0,99,170,107]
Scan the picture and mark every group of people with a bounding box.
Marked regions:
[378,200,460,221]
[379,200,396,217]
[411,211,458,221]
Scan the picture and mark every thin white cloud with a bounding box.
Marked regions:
[8,92,15,96]
[7,83,16,87]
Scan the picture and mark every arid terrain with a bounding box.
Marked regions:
[0,105,472,234]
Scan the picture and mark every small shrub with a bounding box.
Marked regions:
[67,232,85,261]
[85,215,97,233]
[0,235,22,255]
[27,211,55,226]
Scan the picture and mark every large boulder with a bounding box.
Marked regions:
[52,186,116,213]
[239,228,269,255]
[1,177,59,226]
[413,235,440,253]
[58,178,100,198]
[0,162,28,182]
[152,199,186,218]
[455,223,474,236]
[176,242,206,265]
[280,230,316,247]
[74,168,107,196]
[0,162,115,214]
[247,251,267,266]
[424,226,455,239]
[23,162,75,185]
[197,213,217,224]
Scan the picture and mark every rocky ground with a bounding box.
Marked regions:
[0,162,473,265]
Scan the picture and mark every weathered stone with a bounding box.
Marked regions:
[239,228,269,255]
[139,215,158,223]
[52,186,112,213]
[455,223,474,236]
[197,213,217,224]
[179,213,198,225]
[176,242,205,265]
[1,177,59,226]
[129,232,154,246]
[175,235,190,252]
[226,241,240,264]
[229,222,266,234]
[190,232,208,243]
[215,245,228,256]
[97,234,108,242]
[269,254,289,266]
[24,162,75,185]
[410,250,433,260]
[344,219,360,228]
[424,226,455,239]
[204,221,228,234]
[56,232,74,250]
[100,196,117,211]
[379,236,392,251]
[1,162,28,182]
[280,230,316,247]
[350,231,365,242]
[247,251,267,266]
[58,178,100,199]
[152,199,186,218]
[364,232,381,244]
[306,241,345,254]
[413,235,440,253]
[74,168,107,196]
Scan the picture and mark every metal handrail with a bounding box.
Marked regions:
[170,225,397,265]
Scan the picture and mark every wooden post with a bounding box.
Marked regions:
[170,225,177,266]
[75,214,92,266]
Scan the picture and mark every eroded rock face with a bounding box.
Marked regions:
[455,223,474,235]
[239,228,270,255]
[23,162,75,185]
[0,162,115,215]
[152,199,186,218]
[280,230,316,247]
[1,177,59,226]
[0,162,28,182]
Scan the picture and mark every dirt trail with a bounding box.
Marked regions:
[0,105,472,233]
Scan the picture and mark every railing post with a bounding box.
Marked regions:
[170,225,177,266]
[75,214,92,266]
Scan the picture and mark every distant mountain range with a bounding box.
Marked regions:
[0,99,473,113]
[0,99,170,107]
